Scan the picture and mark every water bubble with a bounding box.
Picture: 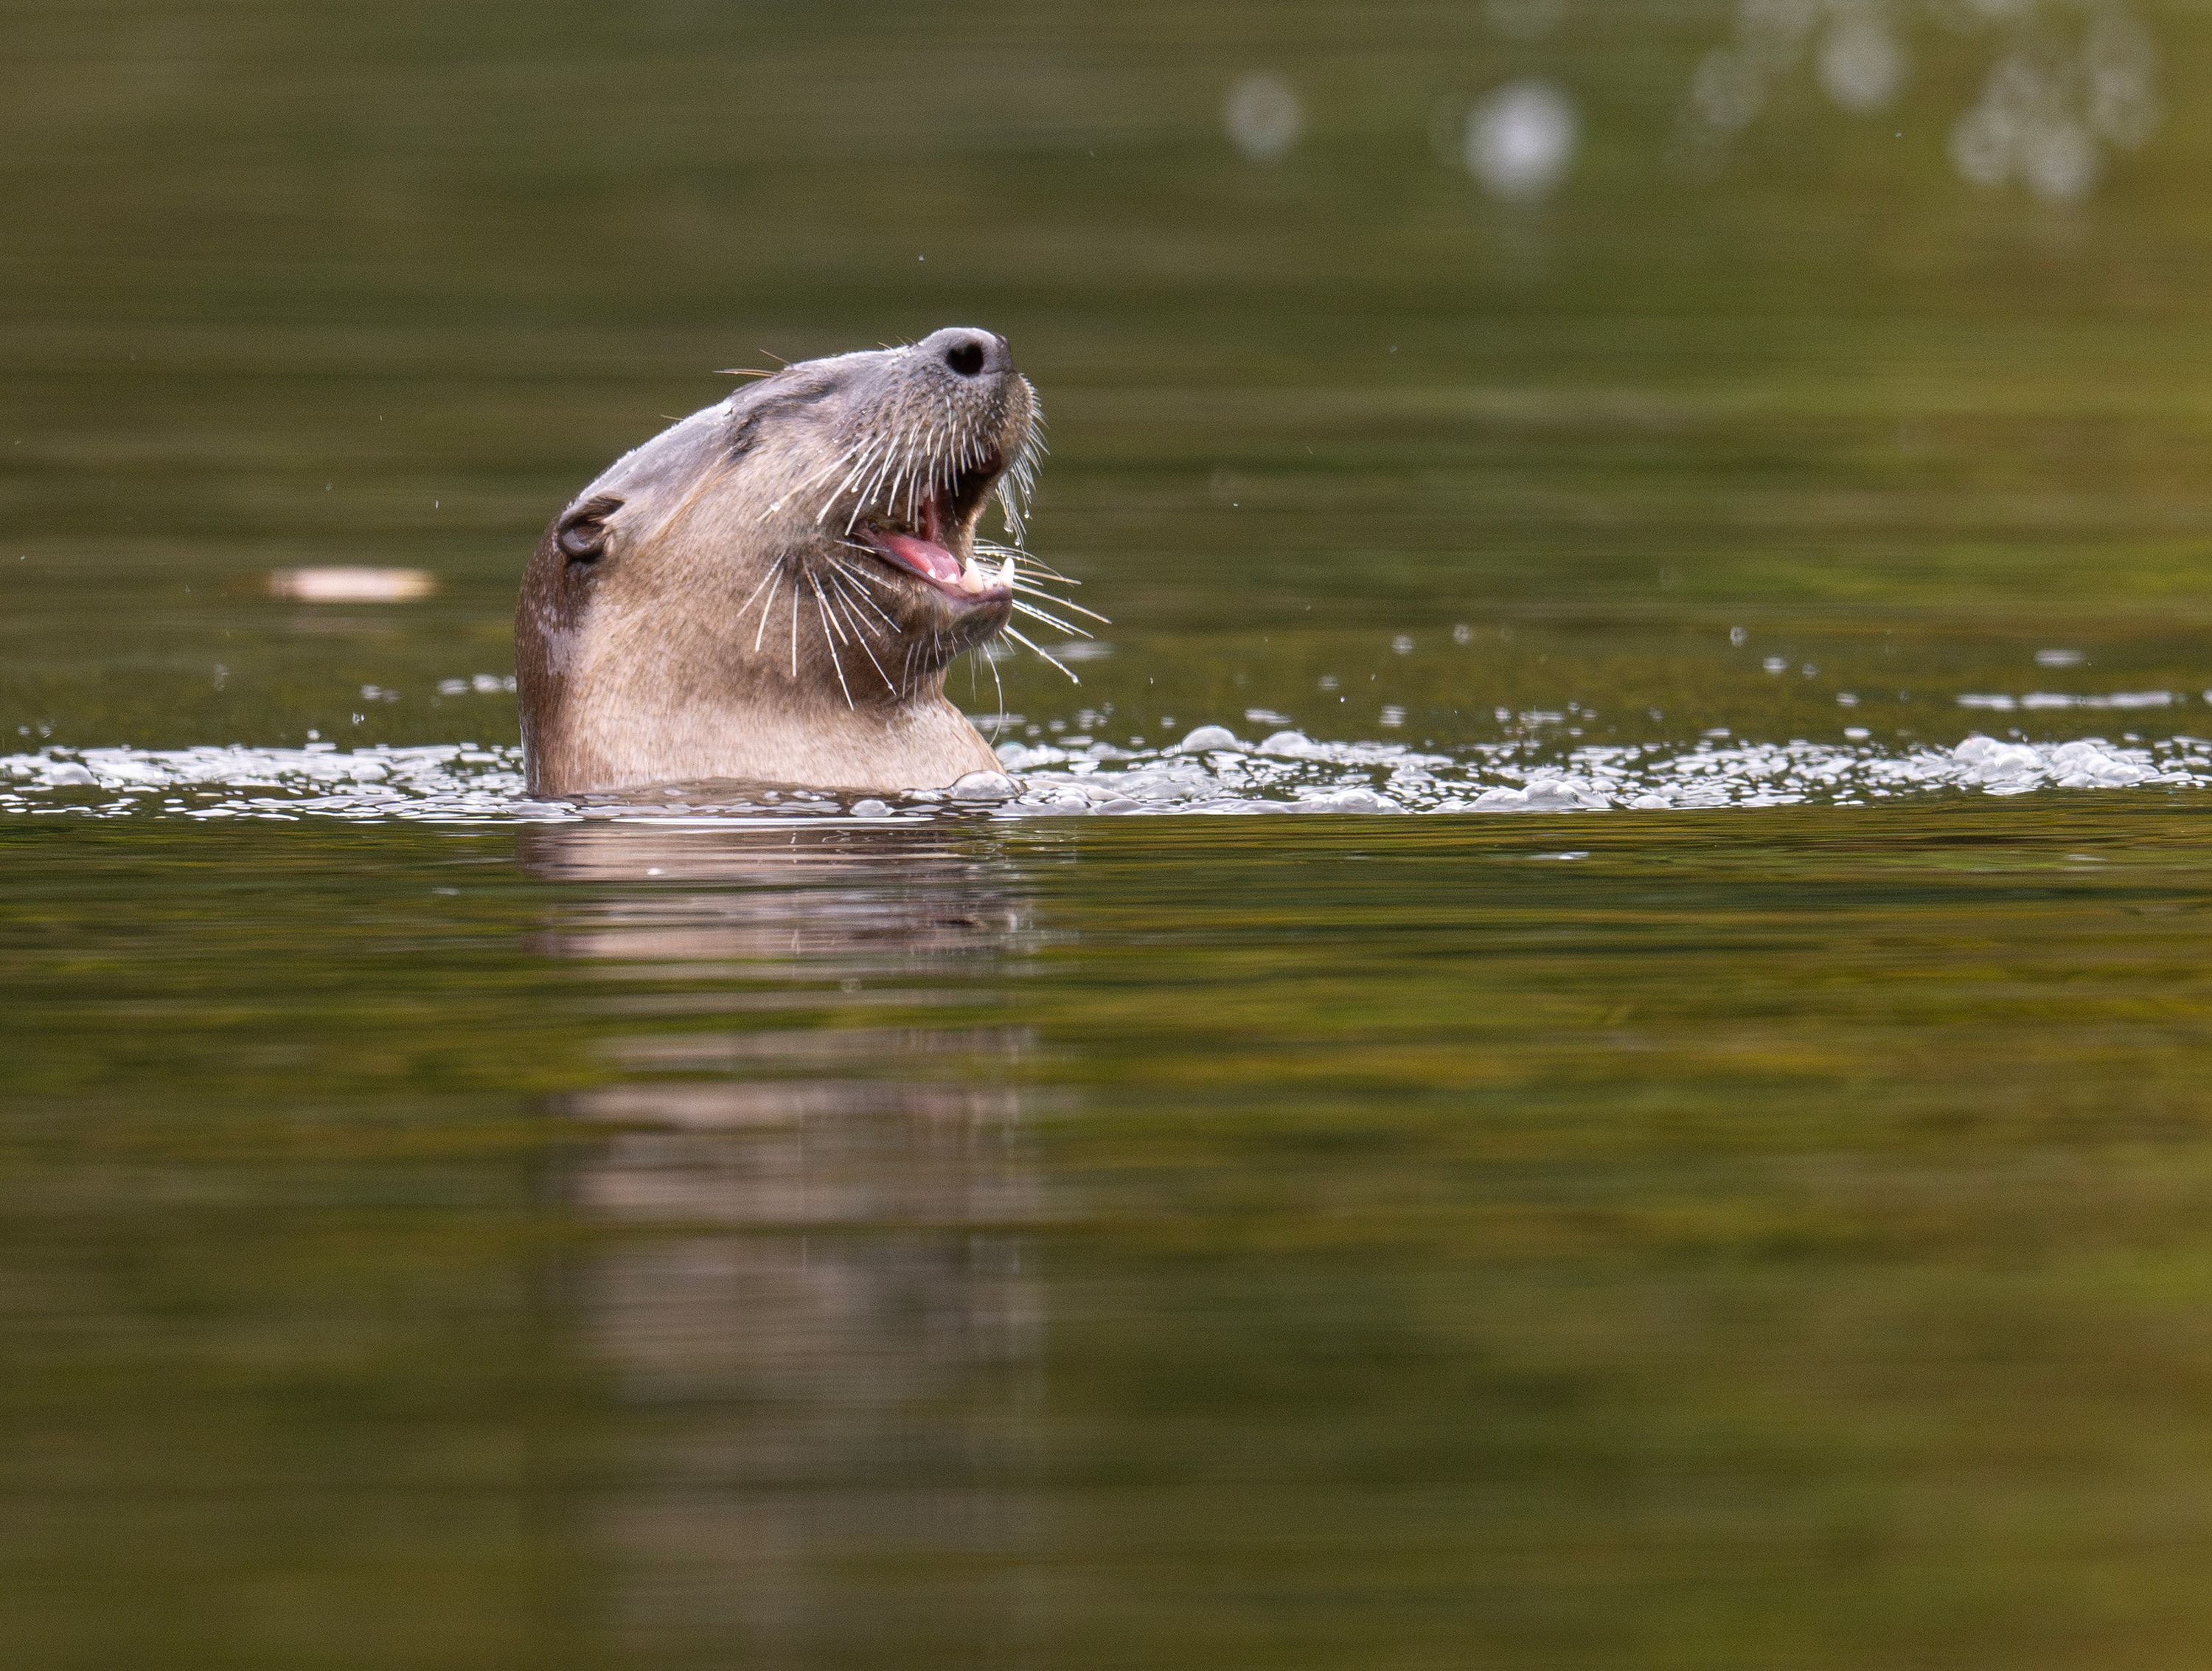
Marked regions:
[2086,10,2160,146]
[948,771,1017,802]
[1986,53,2049,121]
[1464,80,1579,201]
[2023,118,2098,202]
[1950,104,2016,186]
[1818,11,1906,113]
[1674,7,2171,206]
[2087,7,2155,76]
[1691,49,1766,132]
[2089,71,2160,150]
[1223,72,1304,164]
[1175,725,1243,753]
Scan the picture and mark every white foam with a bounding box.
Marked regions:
[0,744,535,821]
[0,729,2197,823]
[1960,689,2174,712]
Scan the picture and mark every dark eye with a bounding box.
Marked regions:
[557,495,622,564]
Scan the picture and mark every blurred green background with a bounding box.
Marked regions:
[10,4,2212,1669]
[7,0,2212,751]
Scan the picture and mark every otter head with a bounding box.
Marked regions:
[516,327,1045,798]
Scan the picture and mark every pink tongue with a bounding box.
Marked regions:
[874,531,964,586]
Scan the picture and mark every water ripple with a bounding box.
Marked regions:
[3,726,2202,822]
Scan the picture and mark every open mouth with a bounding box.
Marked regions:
[851,453,1015,605]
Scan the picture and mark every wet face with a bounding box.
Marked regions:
[515,325,1083,796]
[549,327,1040,708]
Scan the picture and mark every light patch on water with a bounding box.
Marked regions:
[266,566,437,602]
[2,726,2205,823]
[1464,80,1579,202]
[1818,10,1906,115]
[1683,0,2162,204]
[1223,72,1304,164]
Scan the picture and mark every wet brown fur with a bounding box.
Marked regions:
[515,329,1037,797]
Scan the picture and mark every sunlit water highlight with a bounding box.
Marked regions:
[6,724,2202,821]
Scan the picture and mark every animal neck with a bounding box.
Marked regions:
[526,625,996,797]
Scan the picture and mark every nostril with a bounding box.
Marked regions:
[945,340,986,377]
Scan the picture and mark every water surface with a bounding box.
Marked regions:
[9,2,2212,1666]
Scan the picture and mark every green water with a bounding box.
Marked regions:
[10,1,2212,1664]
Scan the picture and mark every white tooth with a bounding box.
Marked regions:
[998,553,1018,589]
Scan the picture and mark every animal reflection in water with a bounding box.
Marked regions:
[520,823,1048,1661]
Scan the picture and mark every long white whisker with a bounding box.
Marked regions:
[811,569,852,645]
[863,447,898,520]
[808,574,854,708]
[830,445,885,530]
[821,436,886,527]
[770,445,854,522]
[1011,597,1094,639]
[830,542,904,596]
[825,572,885,646]
[1011,584,1110,625]
[984,642,1007,740]
[824,562,896,633]
[779,438,866,524]
[850,434,903,534]
[734,563,779,623]
[830,585,896,690]
[1003,625,1080,683]
[752,569,784,653]
[975,542,1080,585]
[900,433,923,524]
[782,438,860,499]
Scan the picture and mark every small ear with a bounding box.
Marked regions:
[557,495,624,563]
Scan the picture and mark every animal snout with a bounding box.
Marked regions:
[920,326,1012,381]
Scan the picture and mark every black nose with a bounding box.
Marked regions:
[920,326,1010,380]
